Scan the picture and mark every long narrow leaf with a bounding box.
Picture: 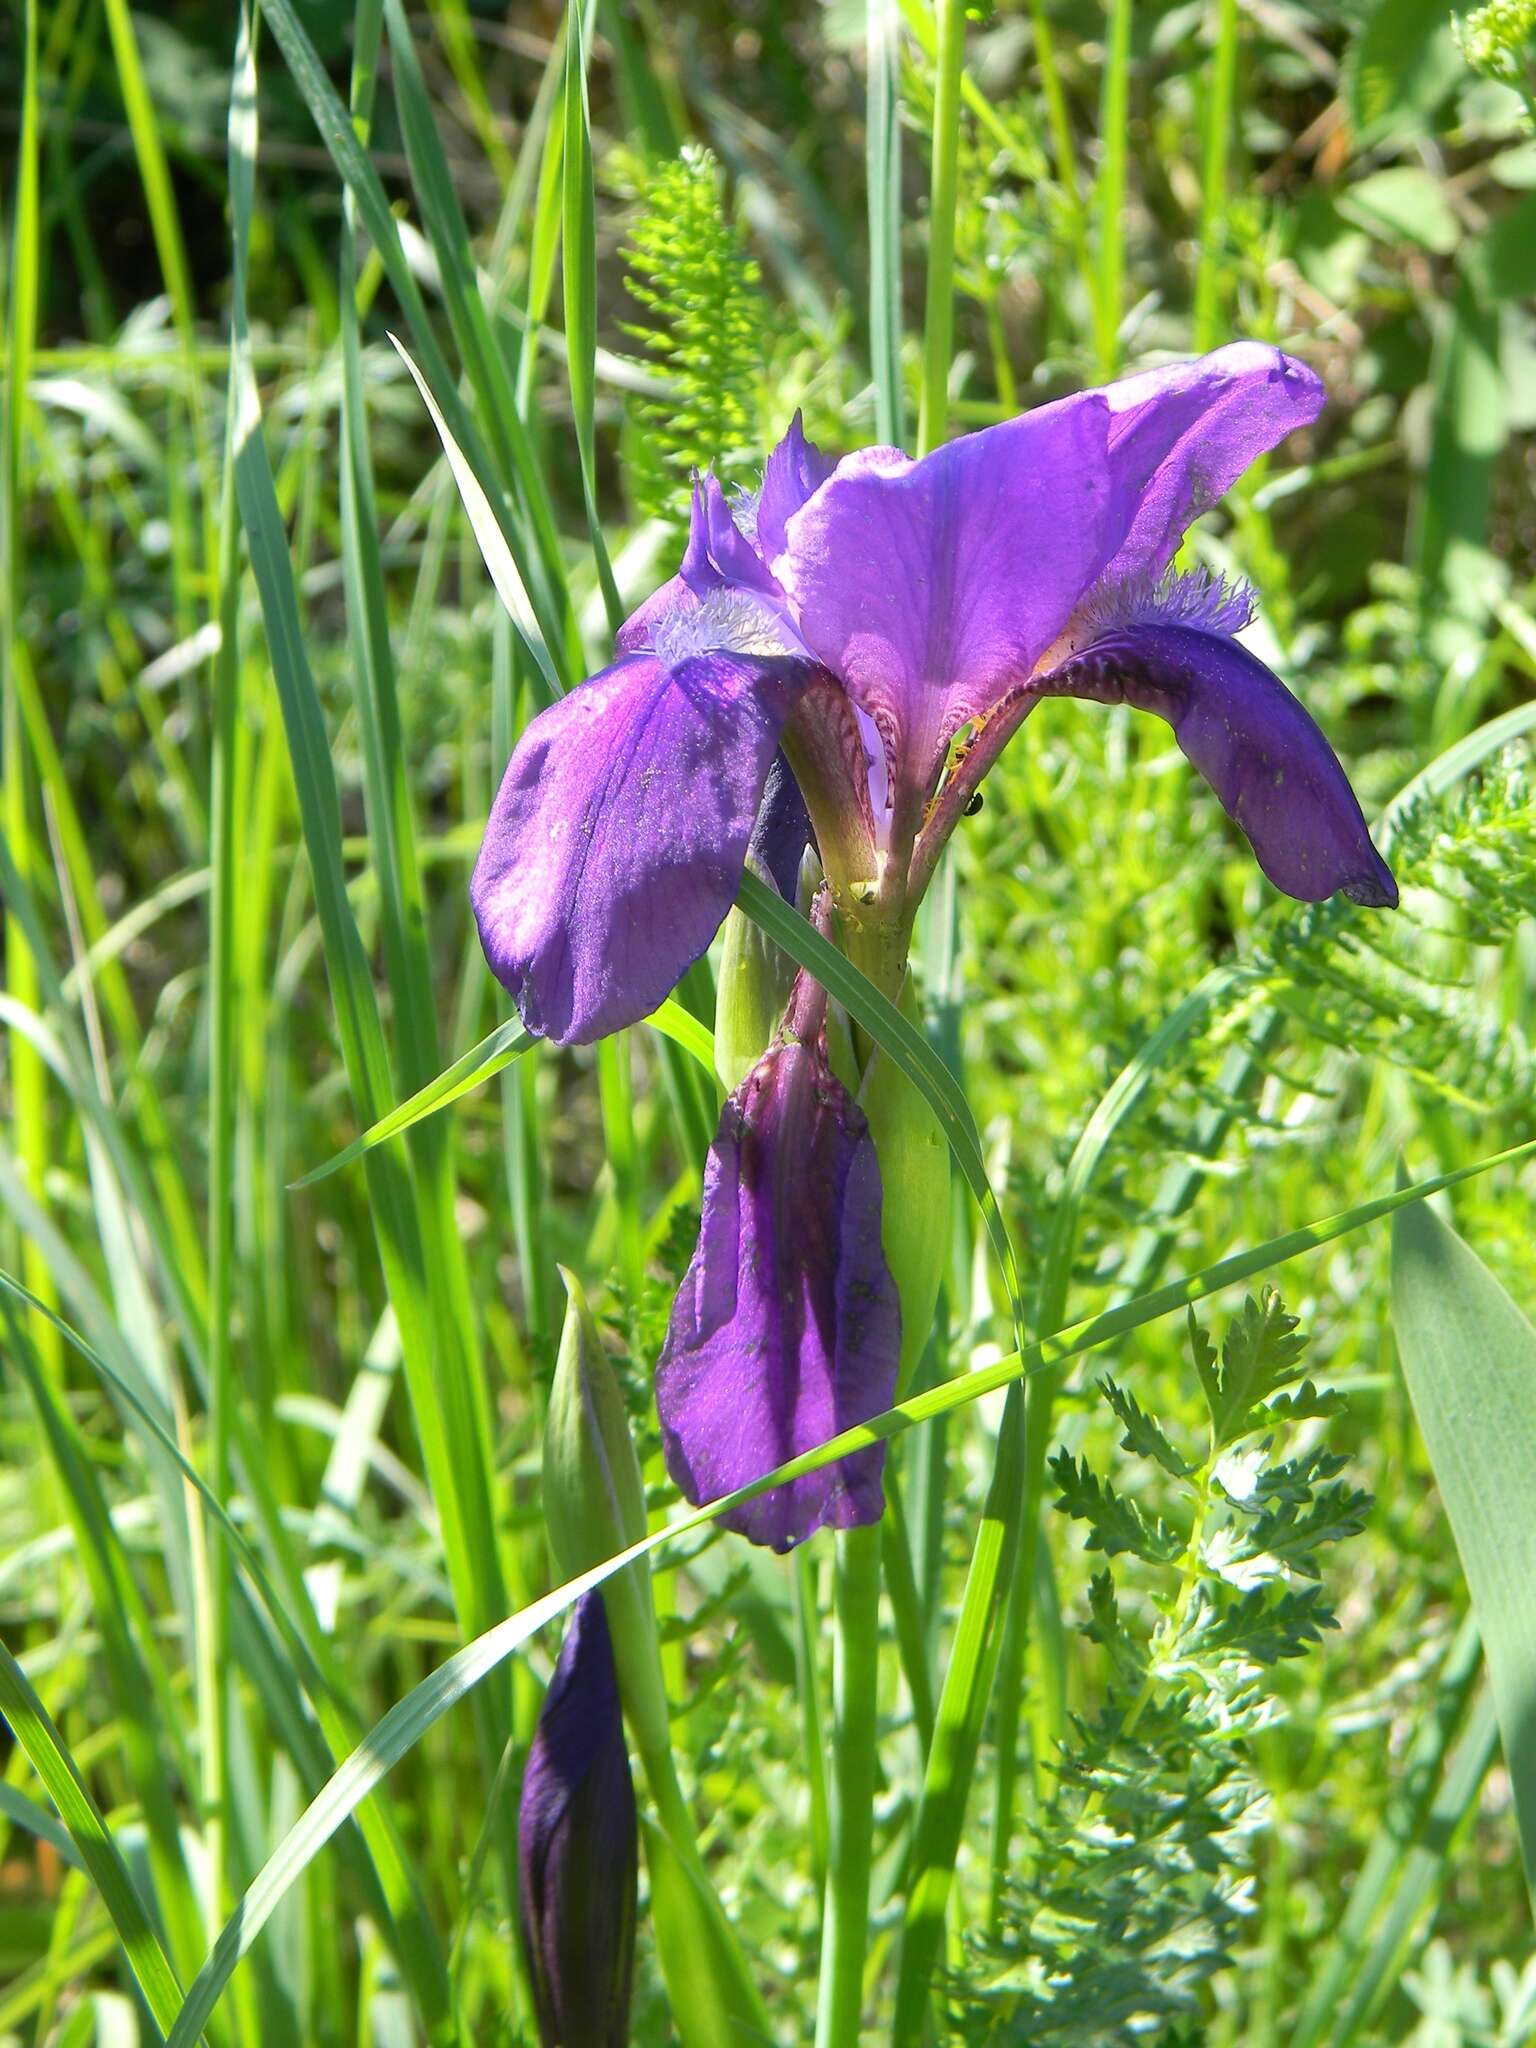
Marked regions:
[0,1642,183,2038]
[1392,1192,1536,1909]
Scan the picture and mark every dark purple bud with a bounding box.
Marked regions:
[1037,619,1398,908]
[748,752,815,903]
[518,1592,637,2048]
[655,982,902,1552]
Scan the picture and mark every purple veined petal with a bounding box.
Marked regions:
[1096,342,1326,587]
[614,569,694,656]
[656,1023,902,1552]
[472,650,814,1044]
[518,1590,637,2048]
[774,397,1117,823]
[756,411,838,563]
[1034,619,1398,907]
[682,472,783,604]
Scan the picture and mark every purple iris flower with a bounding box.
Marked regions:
[518,1591,637,2048]
[654,965,902,1553]
[472,341,1396,1049]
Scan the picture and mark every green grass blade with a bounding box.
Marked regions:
[230,11,514,1860]
[288,996,711,1190]
[389,335,563,699]
[866,0,905,447]
[562,0,623,630]
[253,0,570,679]
[1391,1191,1536,1910]
[1093,0,1134,377]
[0,1640,183,2038]
[1289,1612,1485,2048]
[917,0,964,456]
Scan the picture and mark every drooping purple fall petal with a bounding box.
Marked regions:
[472,650,813,1044]
[655,1012,902,1552]
[518,1591,637,2048]
[1034,617,1398,906]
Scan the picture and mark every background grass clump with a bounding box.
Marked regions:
[1,0,1535,2043]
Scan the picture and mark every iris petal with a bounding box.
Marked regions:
[776,400,1117,817]
[656,1028,902,1552]
[517,1591,637,2048]
[1035,619,1397,907]
[1099,342,1326,585]
[472,650,814,1044]
[756,411,837,562]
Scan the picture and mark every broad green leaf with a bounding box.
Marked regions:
[1392,1193,1536,1911]
[1337,167,1461,254]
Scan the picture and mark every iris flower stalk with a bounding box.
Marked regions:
[472,341,1395,1550]
[465,342,1397,2040]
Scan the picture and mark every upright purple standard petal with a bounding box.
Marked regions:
[518,1591,637,2048]
[755,411,837,563]
[472,650,813,1044]
[1097,342,1326,586]
[656,1004,902,1552]
[776,397,1117,821]
[1035,618,1397,906]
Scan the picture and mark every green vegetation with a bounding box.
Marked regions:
[2,1,1535,2042]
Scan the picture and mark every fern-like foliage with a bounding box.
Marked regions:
[949,1292,1368,2045]
[1015,744,1536,1309]
[619,144,768,524]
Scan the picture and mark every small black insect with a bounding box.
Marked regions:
[964,791,985,817]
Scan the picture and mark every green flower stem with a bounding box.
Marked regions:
[1193,0,1239,351]
[634,1722,773,2044]
[816,1521,884,2048]
[1093,0,1134,378]
[918,0,966,457]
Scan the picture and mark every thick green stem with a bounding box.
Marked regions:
[816,1522,884,2048]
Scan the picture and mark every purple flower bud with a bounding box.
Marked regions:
[656,976,902,1552]
[518,1593,637,2048]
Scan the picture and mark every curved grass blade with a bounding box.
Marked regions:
[161,1134,1536,2045]
[289,998,713,1191]
[389,335,561,699]
[0,1641,183,2038]
[1392,1190,1536,1912]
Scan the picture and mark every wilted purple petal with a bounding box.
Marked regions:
[1034,619,1397,906]
[748,753,814,901]
[472,650,813,1044]
[518,1591,637,2048]
[775,399,1116,818]
[656,1023,902,1552]
[755,412,837,563]
[1098,342,1325,587]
